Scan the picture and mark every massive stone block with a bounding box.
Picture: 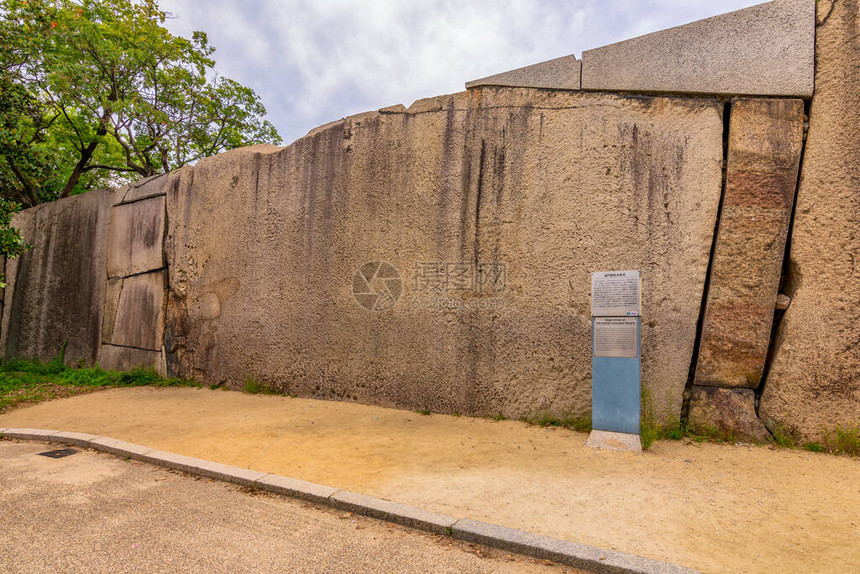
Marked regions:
[760,1,860,441]
[99,343,163,374]
[695,98,804,389]
[0,189,114,364]
[107,195,166,278]
[110,270,166,352]
[687,386,770,443]
[581,0,815,97]
[119,173,169,204]
[166,90,723,421]
[465,55,581,91]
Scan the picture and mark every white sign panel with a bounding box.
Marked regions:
[591,270,640,317]
[593,317,639,358]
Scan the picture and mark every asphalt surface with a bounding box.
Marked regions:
[0,440,576,574]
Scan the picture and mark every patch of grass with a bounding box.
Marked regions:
[488,413,507,421]
[824,424,860,457]
[415,408,432,416]
[520,412,591,433]
[640,386,686,449]
[242,377,282,396]
[804,442,825,453]
[0,356,199,413]
[243,378,265,394]
[638,380,692,449]
[770,424,796,448]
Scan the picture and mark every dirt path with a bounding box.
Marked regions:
[2,387,858,573]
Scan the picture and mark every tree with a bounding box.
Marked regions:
[0,0,281,209]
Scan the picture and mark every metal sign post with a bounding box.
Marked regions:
[586,270,642,452]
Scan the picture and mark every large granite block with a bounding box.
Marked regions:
[465,54,581,91]
[687,386,770,443]
[0,189,114,364]
[166,92,723,423]
[107,195,165,278]
[760,1,860,441]
[119,172,169,204]
[581,0,814,97]
[99,343,163,374]
[110,270,166,351]
[695,98,804,389]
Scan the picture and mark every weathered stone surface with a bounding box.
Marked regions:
[110,270,166,351]
[581,0,814,97]
[101,278,123,344]
[107,195,165,278]
[166,91,723,422]
[99,344,163,374]
[695,98,804,389]
[687,386,771,443]
[119,172,169,204]
[465,54,581,91]
[760,1,860,441]
[0,189,114,364]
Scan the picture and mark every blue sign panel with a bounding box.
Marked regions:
[590,269,642,438]
[591,317,641,435]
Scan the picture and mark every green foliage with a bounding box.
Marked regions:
[415,408,431,416]
[823,424,860,457]
[770,424,796,448]
[0,196,28,285]
[0,0,281,208]
[0,355,199,411]
[520,412,592,433]
[488,413,507,421]
[804,442,825,453]
[640,385,686,449]
[242,377,282,395]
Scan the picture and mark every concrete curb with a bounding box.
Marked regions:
[0,428,699,574]
[330,490,457,535]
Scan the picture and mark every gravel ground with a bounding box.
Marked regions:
[0,441,577,574]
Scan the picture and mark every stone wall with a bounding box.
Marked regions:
[0,0,857,441]
[0,189,113,365]
[164,90,722,420]
[759,0,860,442]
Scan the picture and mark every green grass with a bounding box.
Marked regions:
[415,408,432,416]
[242,377,289,396]
[0,357,199,412]
[824,424,860,457]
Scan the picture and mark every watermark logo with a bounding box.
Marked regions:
[412,261,506,311]
[413,261,506,293]
[352,261,403,312]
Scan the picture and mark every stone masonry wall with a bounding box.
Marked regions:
[759,0,860,442]
[164,90,723,421]
[0,1,856,440]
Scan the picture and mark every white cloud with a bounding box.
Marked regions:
[159,0,766,144]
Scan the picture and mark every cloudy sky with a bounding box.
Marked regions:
[158,0,766,145]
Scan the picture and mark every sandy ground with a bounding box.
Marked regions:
[0,441,572,573]
[1,387,858,573]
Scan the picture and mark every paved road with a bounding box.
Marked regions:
[0,441,574,574]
